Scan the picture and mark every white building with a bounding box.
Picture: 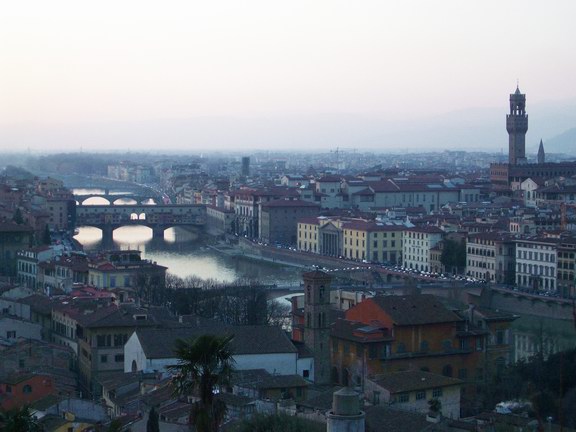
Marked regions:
[520,178,543,208]
[125,325,314,381]
[515,236,558,292]
[402,226,444,272]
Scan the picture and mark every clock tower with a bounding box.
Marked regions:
[507,86,528,165]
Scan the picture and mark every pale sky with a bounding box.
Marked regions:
[1,0,575,152]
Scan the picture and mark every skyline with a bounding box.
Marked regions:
[2,1,576,153]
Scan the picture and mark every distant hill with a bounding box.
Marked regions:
[545,127,576,155]
[2,97,576,154]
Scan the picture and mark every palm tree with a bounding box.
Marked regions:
[169,334,235,432]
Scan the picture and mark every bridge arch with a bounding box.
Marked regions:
[112,197,138,205]
[79,196,112,206]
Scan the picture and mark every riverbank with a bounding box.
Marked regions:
[207,242,310,269]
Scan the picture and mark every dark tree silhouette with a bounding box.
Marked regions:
[169,334,235,432]
[0,406,40,432]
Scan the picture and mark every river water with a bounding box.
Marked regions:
[73,189,304,286]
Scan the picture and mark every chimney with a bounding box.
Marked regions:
[467,304,475,325]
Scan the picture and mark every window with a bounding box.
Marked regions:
[420,340,429,352]
[114,334,125,347]
[496,330,505,345]
[97,335,107,347]
[398,393,409,403]
[416,391,426,400]
[23,384,32,394]
[115,354,124,363]
[396,342,406,354]
[303,370,309,378]
[458,368,468,380]
[369,344,378,359]
[432,388,443,398]
[6,330,16,339]
[101,355,108,363]
[5,384,12,393]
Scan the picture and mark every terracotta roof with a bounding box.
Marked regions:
[331,318,393,343]
[468,232,513,242]
[369,295,463,326]
[341,220,406,232]
[405,226,444,234]
[261,199,319,208]
[369,180,401,193]
[18,294,55,315]
[298,217,320,225]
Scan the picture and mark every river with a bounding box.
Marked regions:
[73,189,304,286]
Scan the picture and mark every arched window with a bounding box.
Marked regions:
[131,360,138,372]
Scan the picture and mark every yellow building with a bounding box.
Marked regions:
[342,220,404,264]
[297,217,405,264]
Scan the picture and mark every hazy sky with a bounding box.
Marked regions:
[1,1,576,152]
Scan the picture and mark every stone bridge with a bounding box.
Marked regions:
[75,204,206,241]
[74,193,163,205]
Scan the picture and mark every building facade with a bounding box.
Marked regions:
[402,226,444,272]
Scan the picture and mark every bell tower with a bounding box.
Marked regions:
[303,270,332,385]
[538,139,545,164]
[507,86,528,165]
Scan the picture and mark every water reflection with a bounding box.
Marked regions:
[74,225,303,285]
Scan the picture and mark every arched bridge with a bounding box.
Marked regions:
[75,204,206,240]
[74,193,162,206]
